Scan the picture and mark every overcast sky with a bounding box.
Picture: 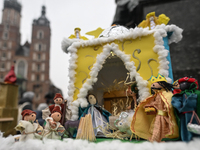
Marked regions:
[0,0,116,98]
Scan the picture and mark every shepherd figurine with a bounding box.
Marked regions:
[15,109,43,141]
[42,93,72,124]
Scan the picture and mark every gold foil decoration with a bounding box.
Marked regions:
[108,50,117,59]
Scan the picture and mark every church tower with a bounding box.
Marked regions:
[0,1,57,108]
[27,6,51,104]
[0,0,21,81]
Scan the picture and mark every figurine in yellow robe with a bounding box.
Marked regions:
[131,74,179,142]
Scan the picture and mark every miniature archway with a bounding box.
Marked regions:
[77,43,151,108]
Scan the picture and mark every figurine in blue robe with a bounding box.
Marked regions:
[79,94,111,137]
[172,77,200,141]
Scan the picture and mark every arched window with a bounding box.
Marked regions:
[4,24,9,30]
[2,31,8,40]
[36,74,40,81]
[38,53,41,60]
[0,74,4,79]
[37,30,44,39]
[39,32,43,39]
[17,61,25,78]
[2,52,6,59]
[37,64,40,71]
[38,44,42,51]
[3,42,7,48]
[1,63,5,69]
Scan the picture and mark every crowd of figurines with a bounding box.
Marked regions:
[14,74,200,142]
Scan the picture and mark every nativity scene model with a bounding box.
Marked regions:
[1,12,200,146]
[61,12,182,121]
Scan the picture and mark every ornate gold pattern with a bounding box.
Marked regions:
[147,58,157,80]
[93,45,102,51]
[132,49,141,71]
[85,55,95,71]
[121,40,132,51]
[78,71,88,84]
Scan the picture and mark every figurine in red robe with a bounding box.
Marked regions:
[42,93,72,124]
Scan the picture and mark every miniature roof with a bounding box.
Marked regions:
[99,25,129,38]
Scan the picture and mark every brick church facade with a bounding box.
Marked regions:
[0,0,60,107]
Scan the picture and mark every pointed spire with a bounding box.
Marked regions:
[33,5,50,26]
[42,5,46,16]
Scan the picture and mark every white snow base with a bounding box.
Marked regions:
[0,132,200,150]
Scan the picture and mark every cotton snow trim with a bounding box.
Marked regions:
[1,132,200,150]
[153,27,172,83]
[61,38,84,53]
[155,24,183,44]
[65,24,183,120]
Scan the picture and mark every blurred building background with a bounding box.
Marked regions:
[112,0,200,83]
[0,0,62,108]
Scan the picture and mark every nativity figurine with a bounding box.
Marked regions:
[131,73,179,142]
[43,107,65,139]
[15,109,43,141]
[172,77,200,141]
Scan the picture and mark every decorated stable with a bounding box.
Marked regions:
[62,12,183,121]
[2,12,200,149]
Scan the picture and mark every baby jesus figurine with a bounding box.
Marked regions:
[43,107,65,139]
